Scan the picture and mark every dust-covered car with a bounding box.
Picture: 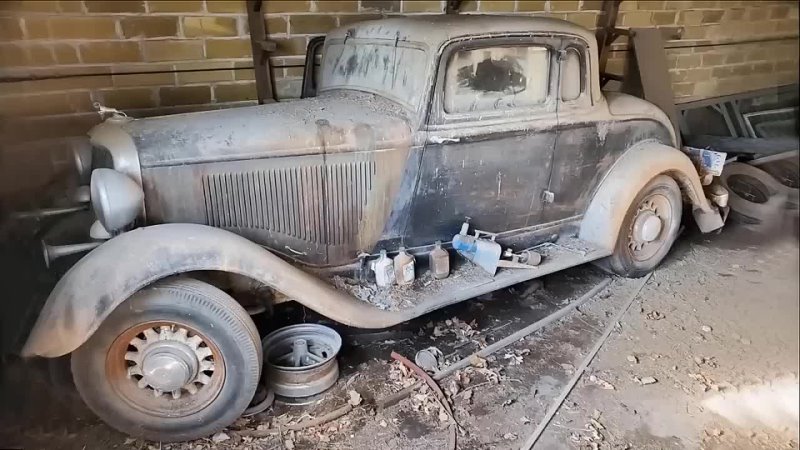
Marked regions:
[22,15,727,442]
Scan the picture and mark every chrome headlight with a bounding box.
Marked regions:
[90,169,144,232]
[71,139,93,185]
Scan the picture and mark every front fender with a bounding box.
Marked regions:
[579,140,720,251]
[23,224,409,358]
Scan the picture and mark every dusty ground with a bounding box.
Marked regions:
[0,219,798,450]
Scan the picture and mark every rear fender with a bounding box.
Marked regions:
[23,224,406,358]
[579,140,722,251]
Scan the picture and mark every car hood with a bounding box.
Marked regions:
[119,91,414,168]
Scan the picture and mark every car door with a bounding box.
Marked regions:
[404,35,561,246]
[543,37,614,223]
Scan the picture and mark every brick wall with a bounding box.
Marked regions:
[0,0,798,200]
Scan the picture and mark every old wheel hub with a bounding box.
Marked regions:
[140,342,198,392]
[633,211,662,243]
[124,326,215,399]
[628,194,671,261]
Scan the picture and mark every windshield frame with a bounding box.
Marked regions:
[318,37,432,117]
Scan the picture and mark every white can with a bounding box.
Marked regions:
[372,249,395,287]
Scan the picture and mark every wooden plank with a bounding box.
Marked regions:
[626,27,681,147]
[246,0,275,104]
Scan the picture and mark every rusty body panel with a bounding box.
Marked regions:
[24,16,724,359]
[131,91,413,266]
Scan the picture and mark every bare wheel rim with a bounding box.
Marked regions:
[106,321,225,418]
[627,193,673,262]
[262,324,342,398]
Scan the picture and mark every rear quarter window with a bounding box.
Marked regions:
[444,45,550,114]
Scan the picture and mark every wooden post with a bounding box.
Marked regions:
[595,0,622,76]
[246,0,276,103]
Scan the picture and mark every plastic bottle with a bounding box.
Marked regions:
[429,241,450,280]
[393,246,415,285]
[372,250,395,287]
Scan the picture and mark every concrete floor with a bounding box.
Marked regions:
[0,218,797,450]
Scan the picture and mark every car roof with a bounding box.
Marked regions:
[327,15,597,51]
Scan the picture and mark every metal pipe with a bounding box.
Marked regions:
[432,278,612,381]
[11,204,88,220]
[41,240,102,268]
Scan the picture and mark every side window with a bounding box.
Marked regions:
[560,47,583,102]
[444,45,550,114]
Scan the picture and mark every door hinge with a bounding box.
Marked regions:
[542,190,555,203]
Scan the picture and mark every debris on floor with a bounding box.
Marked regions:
[1,225,797,450]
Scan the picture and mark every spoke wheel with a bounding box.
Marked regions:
[107,322,224,417]
[71,278,261,442]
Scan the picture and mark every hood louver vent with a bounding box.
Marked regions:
[202,161,375,246]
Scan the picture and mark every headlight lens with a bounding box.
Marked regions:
[90,169,144,232]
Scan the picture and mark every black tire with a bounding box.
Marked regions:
[606,175,682,278]
[71,278,261,442]
[757,159,799,211]
[720,162,787,222]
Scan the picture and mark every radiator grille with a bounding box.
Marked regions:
[202,161,375,245]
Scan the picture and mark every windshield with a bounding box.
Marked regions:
[319,39,429,112]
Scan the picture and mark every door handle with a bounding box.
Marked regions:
[429,136,461,144]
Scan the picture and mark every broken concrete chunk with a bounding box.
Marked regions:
[347,390,363,407]
[589,375,615,390]
[211,432,230,443]
[639,376,658,385]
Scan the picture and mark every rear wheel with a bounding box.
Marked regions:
[606,175,683,278]
[71,278,261,442]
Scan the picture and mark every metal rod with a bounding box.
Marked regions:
[42,240,103,268]
[10,204,88,220]
[432,277,613,381]
[749,150,800,166]
[520,273,652,450]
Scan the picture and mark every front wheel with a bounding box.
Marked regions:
[605,175,683,278]
[70,278,262,442]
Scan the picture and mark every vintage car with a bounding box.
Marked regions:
[22,16,727,441]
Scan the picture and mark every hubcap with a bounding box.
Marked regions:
[140,342,199,392]
[627,193,673,262]
[107,322,225,416]
[633,212,663,243]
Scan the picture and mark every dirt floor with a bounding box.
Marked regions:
[0,218,798,450]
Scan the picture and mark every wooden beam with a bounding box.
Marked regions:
[595,0,622,75]
[246,0,275,103]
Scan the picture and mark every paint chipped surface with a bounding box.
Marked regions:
[123,91,413,168]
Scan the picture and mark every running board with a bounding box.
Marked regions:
[331,238,612,325]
